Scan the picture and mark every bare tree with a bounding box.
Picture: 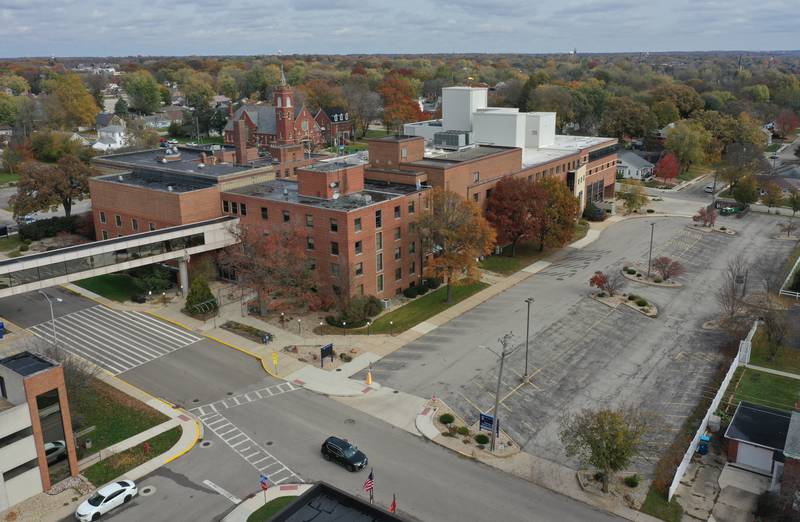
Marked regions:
[754,253,784,296]
[717,256,747,321]
[20,335,100,398]
[762,309,788,360]
[778,221,798,238]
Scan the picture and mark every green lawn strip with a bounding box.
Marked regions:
[364,129,390,138]
[641,487,683,522]
[765,143,781,152]
[0,172,20,185]
[71,378,168,460]
[749,327,800,375]
[722,367,800,412]
[246,496,297,522]
[0,235,24,252]
[480,221,590,276]
[83,426,181,486]
[678,164,713,182]
[75,274,142,302]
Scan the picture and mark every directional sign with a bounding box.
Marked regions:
[259,474,269,491]
[320,343,334,368]
[479,412,500,435]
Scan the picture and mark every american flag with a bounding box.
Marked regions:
[363,470,374,492]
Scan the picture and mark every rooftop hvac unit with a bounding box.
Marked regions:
[433,130,470,150]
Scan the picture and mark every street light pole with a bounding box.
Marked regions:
[523,298,534,381]
[646,223,655,278]
[485,333,516,453]
[39,291,62,346]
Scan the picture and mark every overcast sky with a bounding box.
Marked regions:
[0,0,796,58]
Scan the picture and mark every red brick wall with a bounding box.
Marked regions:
[368,138,425,168]
[725,439,739,462]
[781,458,800,514]
[294,107,323,146]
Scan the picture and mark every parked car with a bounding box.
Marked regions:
[75,480,138,521]
[320,436,368,472]
[44,440,67,464]
[704,184,715,193]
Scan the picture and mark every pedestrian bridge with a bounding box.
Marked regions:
[0,216,240,298]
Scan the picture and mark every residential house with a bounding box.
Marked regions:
[781,410,800,517]
[314,107,355,146]
[0,124,12,146]
[95,112,123,130]
[616,150,654,180]
[93,120,127,151]
[724,401,790,477]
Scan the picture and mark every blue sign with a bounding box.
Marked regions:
[320,343,334,367]
[263,334,270,345]
[479,412,499,434]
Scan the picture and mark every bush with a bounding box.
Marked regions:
[628,294,637,301]
[403,286,419,299]
[646,208,655,213]
[474,433,490,445]
[720,226,727,231]
[18,244,29,252]
[627,268,637,274]
[457,426,469,436]
[339,353,352,363]
[425,277,442,290]
[185,277,216,314]
[18,215,88,241]
[654,278,663,283]
[364,295,383,317]
[439,413,454,425]
[417,285,429,295]
[635,298,648,307]
[328,295,383,329]
[597,292,606,297]
[624,474,640,488]
[582,201,606,222]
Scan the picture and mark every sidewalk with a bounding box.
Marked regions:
[745,363,800,380]
[222,484,312,522]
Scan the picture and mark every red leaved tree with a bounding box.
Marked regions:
[654,153,680,184]
[589,271,623,296]
[651,256,685,281]
[775,109,799,138]
[484,177,539,256]
[692,206,717,227]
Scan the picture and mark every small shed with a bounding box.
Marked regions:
[724,401,791,476]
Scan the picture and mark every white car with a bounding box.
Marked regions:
[44,440,67,464]
[704,184,715,193]
[75,480,138,521]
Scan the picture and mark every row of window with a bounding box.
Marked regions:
[314,258,416,280]
[0,426,32,451]
[3,458,38,482]
[98,212,157,234]
[588,160,616,176]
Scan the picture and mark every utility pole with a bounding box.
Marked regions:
[646,223,655,278]
[523,298,534,381]
[39,291,62,346]
[485,333,517,453]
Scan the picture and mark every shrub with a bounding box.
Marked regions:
[654,278,663,283]
[18,215,87,241]
[425,277,442,290]
[636,273,642,278]
[624,474,639,488]
[597,292,606,297]
[439,413,455,425]
[720,226,727,231]
[403,286,419,299]
[417,285,429,295]
[593,471,606,482]
[646,208,655,213]
[474,433,490,445]
[627,268,637,274]
[364,295,383,317]
[18,244,29,252]
[185,277,216,314]
[582,201,606,222]
[457,426,469,436]
[628,294,637,301]
[339,353,352,363]
[635,298,648,307]
[328,295,383,328]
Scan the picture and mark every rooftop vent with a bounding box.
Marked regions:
[118,175,124,181]
[167,185,174,192]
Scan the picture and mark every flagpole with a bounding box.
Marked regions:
[370,467,374,504]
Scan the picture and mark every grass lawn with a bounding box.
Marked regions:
[319,282,489,335]
[679,164,713,182]
[0,172,20,185]
[765,143,781,152]
[641,487,683,522]
[480,221,590,276]
[76,274,142,302]
[247,496,296,522]
[83,426,181,486]
[71,377,168,460]
[722,367,800,413]
[0,235,24,252]
[364,128,390,138]
[749,326,800,375]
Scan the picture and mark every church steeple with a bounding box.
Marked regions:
[273,65,294,144]
[280,64,287,86]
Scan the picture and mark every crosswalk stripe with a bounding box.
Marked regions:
[77,308,179,355]
[67,310,166,360]
[125,311,202,344]
[39,320,141,368]
[88,307,192,350]
[29,324,127,374]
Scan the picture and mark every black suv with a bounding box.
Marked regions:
[321,436,368,472]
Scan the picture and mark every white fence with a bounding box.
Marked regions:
[779,251,800,299]
[667,321,758,501]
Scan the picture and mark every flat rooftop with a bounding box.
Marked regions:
[94,170,216,193]
[366,134,422,142]
[271,483,406,522]
[0,351,54,377]
[523,135,616,168]
[725,401,792,451]
[225,178,422,212]
[95,145,273,179]
[408,145,512,168]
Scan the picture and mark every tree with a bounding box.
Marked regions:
[762,181,783,211]
[654,153,680,183]
[778,221,797,238]
[114,97,129,116]
[379,72,422,133]
[617,181,648,214]
[651,100,680,127]
[559,408,649,493]
[11,155,97,217]
[0,93,19,126]
[775,109,799,138]
[664,121,711,175]
[532,177,580,251]
[528,84,575,132]
[342,80,381,138]
[589,271,623,297]
[718,142,768,190]
[124,71,162,114]
[415,188,496,303]
[717,256,746,321]
[600,96,657,140]
[42,73,98,129]
[31,131,86,163]
[651,256,685,281]
[0,74,31,95]
[787,188,800,217]
[693,206,717,227]
[242,64,281,100]
[732,176,758,207]
[650,83,703,118]
[185,276,217,315]
[484,177,538,257]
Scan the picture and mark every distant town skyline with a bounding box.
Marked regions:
[0,0,797,58]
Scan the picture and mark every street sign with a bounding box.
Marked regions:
[479,412,500,434]
[259,474,269,491]
[320,343,334,368]
[272,351,278,369]
[263,334,270,345]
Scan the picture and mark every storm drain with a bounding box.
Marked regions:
[140,486,156,497]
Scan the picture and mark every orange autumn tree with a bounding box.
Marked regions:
[532,176,580,251]
[415,188,495,303]
[378,72,422,132]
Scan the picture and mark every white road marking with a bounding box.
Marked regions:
[202,480,241,504]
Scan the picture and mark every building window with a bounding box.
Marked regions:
[101,230,109,240]
[354,217,362,232]
[394,228,401,241]
[4,458,38,480]
[99,211,106,224]
[395,267,402,281]
[473,171,480,182]
[473,193,479,202]
[240,203,247,216]
[355,240,362,255]
[401,146,408,159]
[283,211,290,222]
[355,262,363,276]
[149,223,156,231]
[331,242,339,255]
[394,205,401,219]
[114,214,122,227]
[308,258,316,270]
[376,252,383,271]
[331,263,339,277]
[408,201,415,214]
[131,218,138,232]
[410,241,416,254]
[231,201,238,214]
[376,231,383,250]
[375,209,382,228]
[306,237,315,250]
[410,261,416,274]
[261,207,268,220]
[394,247,401,260]
[223,200,229,213]
[330,218,338,232]
[377,274,384,292]
[302,120,308,131]
[306,214,314,227]
[357,284,364,295]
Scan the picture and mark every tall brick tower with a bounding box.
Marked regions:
[273,66,294,145]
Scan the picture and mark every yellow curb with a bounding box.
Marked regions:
[145,311,195,332]
[163,419,201,465]
[204,334,280,379]
[111,372,178,410]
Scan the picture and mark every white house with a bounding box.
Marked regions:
[92,122,127,151]
[616,150,654,180]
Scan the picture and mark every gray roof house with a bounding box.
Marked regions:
[224,104,277,136]
[616,150,655,180]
